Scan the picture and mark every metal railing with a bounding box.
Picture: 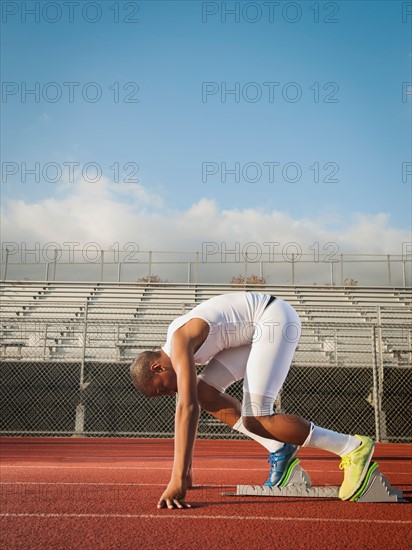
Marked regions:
[2,246,411,287]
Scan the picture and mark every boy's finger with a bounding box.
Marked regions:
[157,497,192,509]
[177,500,192,509]
[173,499,183,509]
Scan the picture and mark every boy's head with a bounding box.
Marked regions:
[130,350,177,397]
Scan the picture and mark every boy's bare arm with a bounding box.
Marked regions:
[157,318,208,509]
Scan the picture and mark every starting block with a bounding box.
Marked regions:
[223,459,404,503]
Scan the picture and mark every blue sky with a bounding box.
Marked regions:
[1,0,411,258]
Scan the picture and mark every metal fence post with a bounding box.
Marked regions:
[402,260,406,288]
[80,301,89,388]
[371,326,381,442]
[408,331,412,366]
[43,324,49,360]
[387,255,392,286]
[74,301,89,436]
[334,326,338,366]
[3,248,9,280]
[100,250,105,282]
[52,248,58,281]
[375,307,388,441]
[148,251,152,279]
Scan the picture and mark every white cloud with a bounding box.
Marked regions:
[1,175,409,252]
[1,175,410,285]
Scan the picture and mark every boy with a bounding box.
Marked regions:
[130,292,374,509]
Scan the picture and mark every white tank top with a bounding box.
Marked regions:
[162,292,272,364]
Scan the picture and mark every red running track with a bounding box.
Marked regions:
[1,438,411,550]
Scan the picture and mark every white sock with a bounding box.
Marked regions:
[302,423,361,457]
[232,417,285,453]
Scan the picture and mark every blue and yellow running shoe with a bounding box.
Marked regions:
[264,444,299,487]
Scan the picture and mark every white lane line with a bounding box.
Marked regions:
[0,512,410,525]
[1,482,162,487]
[0,465,409,476]
[0,482,230,488]
[0,465,288,471]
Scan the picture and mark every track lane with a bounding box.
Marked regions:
[1,438,411,550]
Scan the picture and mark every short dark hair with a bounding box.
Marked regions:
[130,350,161,395]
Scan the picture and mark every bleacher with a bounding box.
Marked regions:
[1,280,411,441]
[1,281,411,366]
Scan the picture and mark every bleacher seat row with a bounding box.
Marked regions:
[1,282,411,365]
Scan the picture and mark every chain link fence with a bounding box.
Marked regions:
[1,308,411,442]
